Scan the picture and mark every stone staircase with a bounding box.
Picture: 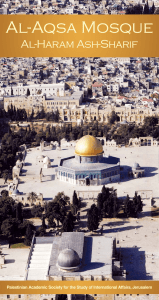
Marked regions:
[27,237,53,280]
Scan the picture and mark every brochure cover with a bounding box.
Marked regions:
[0,2,159,300]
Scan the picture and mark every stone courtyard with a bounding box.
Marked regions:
[1,144,158,201]
[0,144,159,280]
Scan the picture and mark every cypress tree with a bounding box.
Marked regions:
[143,1,149,14]
[150,2,155,13]
[24,223,33,246]
[62,212,75,232]
[72,190,80,214]
[124,195,131,218]
[42,215,46,230]
[87,204,100,231]
[16,202,23,223]
[27,88,30,96]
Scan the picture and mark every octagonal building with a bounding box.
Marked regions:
[58,135,120,186]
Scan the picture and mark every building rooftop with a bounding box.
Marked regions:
[61,155,120,171]
[48,234,113,279]
[75,135,103,157]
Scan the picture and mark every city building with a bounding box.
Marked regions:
[58,135,120,186]
[0,83,65,97]
[25,232,124,281]
[0,296,158,300]
[4,91,83,115]
[129,136,159,147]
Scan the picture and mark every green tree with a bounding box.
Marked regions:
[132,192,143,217]
[1,190,9,198]
[42,215,46,230]
[72,190,79,206]
[54,192,69,208]
[28,192,38,205]
[56,295,67,300]
[27,88,30,96]
[62,212,75,232]
[40,70,44,80]
[29,109,34,121]
[143,116,158,128]
[1,218,19,243]
[31,204,44,218]
[72,190,80,214]
[0,194,15,221]
[124,194,131,218]
[97,186,118,219]
[126,4,143,14]
[143,0,149,13]
[45,193,67,227]
[24,223,34,246]
[70,204,78,216]
[48,215,56,228]
[37,226,45,237]
[2,171,8,184]
[16,202,23,223]
[150,2,155,13]
[18,220,34,237]
[87,204,100,231]
[97,192,103,216]
[36,216,46,237]
[108,111,119,124]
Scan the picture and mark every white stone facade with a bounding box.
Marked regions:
[0,83,65,97]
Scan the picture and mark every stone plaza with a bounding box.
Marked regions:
[0,139,159,281]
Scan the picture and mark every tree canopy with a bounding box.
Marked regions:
[0,190,35,244]
[126,1,155,14]
[45,192,69,227]
[124,192,143,218]
[97,186,118,219]
[62,212,75,232]
[87,204,100,231]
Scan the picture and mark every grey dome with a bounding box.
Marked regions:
[12,189,19,195]
[16,159,21,166]
[132,162,140,169]
[57,248,80,268]
[43,156,50,163]
[37,155,45,159]
[120,120,128,124]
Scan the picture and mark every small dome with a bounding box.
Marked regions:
[43,156,50,163]
[132,162,140,169]
[13,165,19,170]
[57,248,80,269]
[75,135,103,157]
[12,189,19,195]
[37,155,45,159]
[121,120,128,124]
[16,160,22,167]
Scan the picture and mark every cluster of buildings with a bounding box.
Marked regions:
[0,0,159,15]
[1,57,159,125]
[1,296,158,300]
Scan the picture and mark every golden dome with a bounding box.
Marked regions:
[75,135,103,157]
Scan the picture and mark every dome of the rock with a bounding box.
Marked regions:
[75,135,103,157]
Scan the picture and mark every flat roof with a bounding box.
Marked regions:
[49,235,113,278]
[59,232,84,260]
[60,156,120,172]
